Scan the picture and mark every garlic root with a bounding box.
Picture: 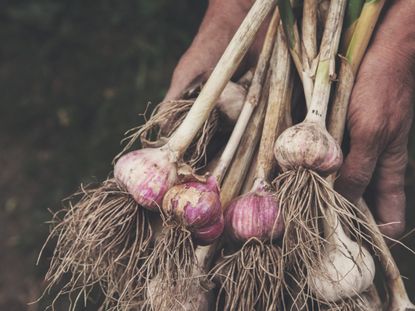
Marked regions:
[39,179,153,310]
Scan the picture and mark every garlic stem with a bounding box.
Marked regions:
[241,149,259,193]
[220,71,271,207]
[167,0,276,160]
[302,0,318,63]
[342,0,364,51]
[255,25,293,182]
[346,0,386,75]
[212,7,280,183]
[305,0,347,126]
[279,0,313,107]
[301,0,318,104]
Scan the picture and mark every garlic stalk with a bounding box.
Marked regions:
[211,7,280,186]
[165,0,276,162]
[329,0,386,143]
[302,0,318,65]
[342,0,364,50]
[279,0,314,106]
[212,24,293,311]
[301,0,318,106]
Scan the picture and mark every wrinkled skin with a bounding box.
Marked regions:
[335,0,414,239]
[164,0,414,239]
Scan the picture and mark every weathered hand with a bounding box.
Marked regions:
[335,0,415,239]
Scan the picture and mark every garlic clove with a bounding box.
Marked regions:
[114,147,177,211]
[274,122,343,175]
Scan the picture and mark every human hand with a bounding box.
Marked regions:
[335,0,415,239]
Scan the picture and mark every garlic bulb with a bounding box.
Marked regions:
[114,147,177,210]
[225,180,284,243]
[274,122,343,175]
[162,176,224,245]
[308,216,375,301]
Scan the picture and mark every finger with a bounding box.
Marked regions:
[334,69,386,202]
[372,144,408,239]
[335,131,380,204]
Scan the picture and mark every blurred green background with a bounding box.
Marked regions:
[0,1,413,310]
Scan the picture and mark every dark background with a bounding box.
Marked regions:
[0,1,413,310]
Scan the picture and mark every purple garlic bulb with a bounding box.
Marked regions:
[274,122,343,175]
[114,147,177,211]
[225,180,284,243]
[162,176,224,245]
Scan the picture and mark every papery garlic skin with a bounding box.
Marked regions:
[162,176,224,245]
[308,227,375,302]
[225,181,284,243]
[274,122,343,175]
[114,147,177,211]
